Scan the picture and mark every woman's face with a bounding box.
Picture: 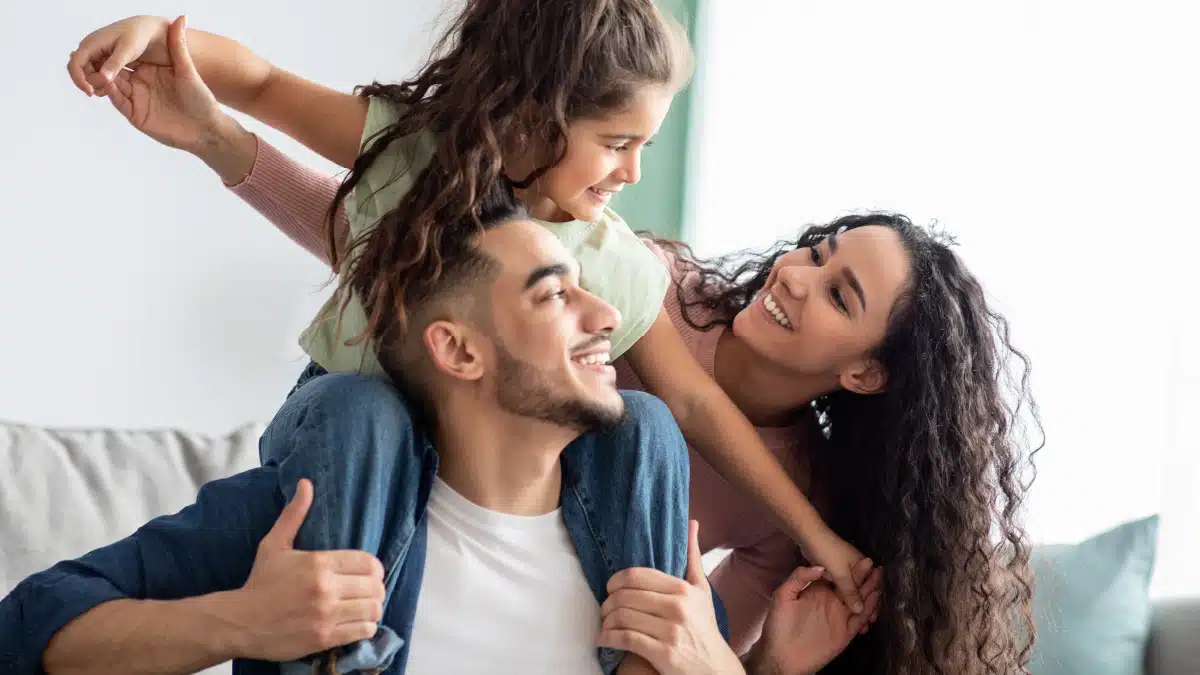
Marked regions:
[731,225,912,393]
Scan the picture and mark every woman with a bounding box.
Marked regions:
[620,219,1040,674]
[75,24,1039,675]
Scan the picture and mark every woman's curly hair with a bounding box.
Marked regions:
[658,213,1043,675]
[323,0,691,347]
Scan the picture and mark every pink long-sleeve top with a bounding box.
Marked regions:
[228,137,812,652]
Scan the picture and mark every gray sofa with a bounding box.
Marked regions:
[1,420,1197,674]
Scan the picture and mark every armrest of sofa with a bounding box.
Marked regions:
[1144,597,1200,675]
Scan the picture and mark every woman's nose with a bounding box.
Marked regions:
[777,266,811,302]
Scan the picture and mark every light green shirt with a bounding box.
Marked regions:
[299,98,669,376]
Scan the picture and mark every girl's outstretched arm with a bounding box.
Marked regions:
[623,311,868,617]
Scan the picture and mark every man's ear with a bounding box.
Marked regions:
[424,319,486,382]
[838,357,887,396]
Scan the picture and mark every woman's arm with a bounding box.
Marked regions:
[623,313,866,615]
[85,16,350,265]
[224,133,350,267]
[70,15,368,168]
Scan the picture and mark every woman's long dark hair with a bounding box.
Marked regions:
[324,0,691,345]
[659,213,1042,675]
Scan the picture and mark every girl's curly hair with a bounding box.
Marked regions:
[325,0,691,348]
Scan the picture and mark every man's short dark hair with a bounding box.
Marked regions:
[372,181,528,406]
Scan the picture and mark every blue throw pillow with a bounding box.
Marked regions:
[1030,515,1159,675]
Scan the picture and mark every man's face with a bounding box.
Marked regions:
[476,220,625,431]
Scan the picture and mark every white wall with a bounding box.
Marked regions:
[0,1,450,434]
[687,1,1199,597]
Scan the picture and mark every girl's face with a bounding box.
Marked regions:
[520,86,675,223]
[731,225,912,395]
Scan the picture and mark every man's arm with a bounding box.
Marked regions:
[616,653,666,675]
[0,469,278,673]
[42,595,247,675]
[17,473,386,675]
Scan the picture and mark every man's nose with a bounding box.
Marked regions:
[581,288,622,336]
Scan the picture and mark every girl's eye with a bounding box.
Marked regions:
[809,247,821,264]
[546,289,568,302]
[609,140,652,152]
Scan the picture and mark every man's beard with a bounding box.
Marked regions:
[494,342,624,432]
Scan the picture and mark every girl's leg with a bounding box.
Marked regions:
[260,368,431,674]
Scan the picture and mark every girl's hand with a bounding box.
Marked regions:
[68,15,172,96]
[599,521,744,675]
[799,523,872,616]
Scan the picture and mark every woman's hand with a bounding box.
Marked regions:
[90,16,257,185]
[68,15,172,96]
[748,561,883,675]
[599,521,744,675]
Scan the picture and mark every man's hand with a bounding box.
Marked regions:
[68,15,172,96]
[748,561,883,675]
[229,478,387,662]
[599,521,744,675]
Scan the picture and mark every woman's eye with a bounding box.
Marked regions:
[830,286,848,314]
[809,247,821,264]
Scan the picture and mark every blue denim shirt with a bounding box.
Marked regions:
[0,387,727,674]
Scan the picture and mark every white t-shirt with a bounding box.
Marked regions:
[404,477,605,674]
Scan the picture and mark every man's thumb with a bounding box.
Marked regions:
[685,520,706,586]
[263,478,313,550]
[166,15,200,79]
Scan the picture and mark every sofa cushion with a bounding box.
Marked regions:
[0,420,261,596]
[1031,515,1159,675]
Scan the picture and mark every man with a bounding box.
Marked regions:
[0,185,711,675]
[0,191,878,675]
